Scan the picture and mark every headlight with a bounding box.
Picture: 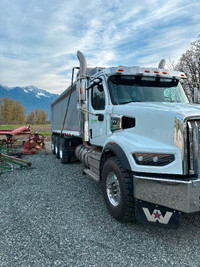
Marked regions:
[133,153,175,166]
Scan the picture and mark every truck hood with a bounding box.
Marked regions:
[112,102,200,146]
[113,102,200,118]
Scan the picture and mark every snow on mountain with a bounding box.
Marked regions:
[0,83,59,119]
[20,85,54,98]
[0,83,14,91]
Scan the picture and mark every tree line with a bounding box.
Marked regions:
[0,97,48,125]
[176,34,200,101]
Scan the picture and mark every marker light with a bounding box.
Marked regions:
[154,71,159,74]
[162,71,168,75]
[144,70,150,73]
[118,69,124,72]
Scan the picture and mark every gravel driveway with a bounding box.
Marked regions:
[0,143,199,267]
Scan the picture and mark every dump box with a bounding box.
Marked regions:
[51,84,80,136]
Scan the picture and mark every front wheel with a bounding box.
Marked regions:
[102,157,134,222]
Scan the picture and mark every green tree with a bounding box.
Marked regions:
[26,109,48,124]
[0,97,26,124]
[37,109,48,124]
[0,97,14,123]
[12,100,26,124]
[26,111,35,124]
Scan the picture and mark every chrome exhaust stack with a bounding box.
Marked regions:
[158,59,166,69]
[77,51,89,142]
[77,51,87,77]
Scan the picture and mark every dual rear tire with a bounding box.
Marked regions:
[59,137,70,164]
[51,135,70,164]
[51,135,56,154]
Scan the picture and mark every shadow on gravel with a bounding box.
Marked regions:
[0,144,199,267]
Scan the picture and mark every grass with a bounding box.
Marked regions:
[38,131,51,136]
[0,125,23,129]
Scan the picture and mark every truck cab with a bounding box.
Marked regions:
[51,51,200,228]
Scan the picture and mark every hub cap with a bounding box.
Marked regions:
[106,172,121,206]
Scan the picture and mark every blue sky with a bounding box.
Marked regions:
[0,0,199,94]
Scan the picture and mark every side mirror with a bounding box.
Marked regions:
[86,78,102,91]
[77,79,87,101]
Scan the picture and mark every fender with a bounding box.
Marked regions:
[100,142,131,177]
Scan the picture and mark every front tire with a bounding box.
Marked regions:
[102,157,134,222]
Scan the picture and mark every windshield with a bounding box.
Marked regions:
[108,75,189,105]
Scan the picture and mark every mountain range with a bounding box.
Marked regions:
[0,84,59,119]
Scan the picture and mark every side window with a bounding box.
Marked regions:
[92,84,105,110]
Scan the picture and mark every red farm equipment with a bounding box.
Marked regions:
[0,125,47,155]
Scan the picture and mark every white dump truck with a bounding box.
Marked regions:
[51,51,200,228]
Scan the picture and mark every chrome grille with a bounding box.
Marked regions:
[187,120,200,175]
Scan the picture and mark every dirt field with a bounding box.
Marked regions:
[30,124,51,134]
[30,125,51,141]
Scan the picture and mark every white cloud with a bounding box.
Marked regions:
[0,0,199,94]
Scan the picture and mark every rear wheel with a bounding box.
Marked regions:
[51,135,56,154]
[59,138,70,164]
[102,157,134,222]
[55,136,60,159]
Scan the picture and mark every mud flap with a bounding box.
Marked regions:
[135,199,181,229]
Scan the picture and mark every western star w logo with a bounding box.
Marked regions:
[142,208,173,224]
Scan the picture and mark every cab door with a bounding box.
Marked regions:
[89,80,107,146]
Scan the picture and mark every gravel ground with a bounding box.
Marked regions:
[0,142,199,267]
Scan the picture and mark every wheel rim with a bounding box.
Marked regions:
[59,145,63,158]
[106,172,121,206]
[51,142,54,151]
[55,142,58,154]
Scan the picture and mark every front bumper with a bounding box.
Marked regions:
[134,175,200,213]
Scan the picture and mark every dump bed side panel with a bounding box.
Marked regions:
[51,85,80,135]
